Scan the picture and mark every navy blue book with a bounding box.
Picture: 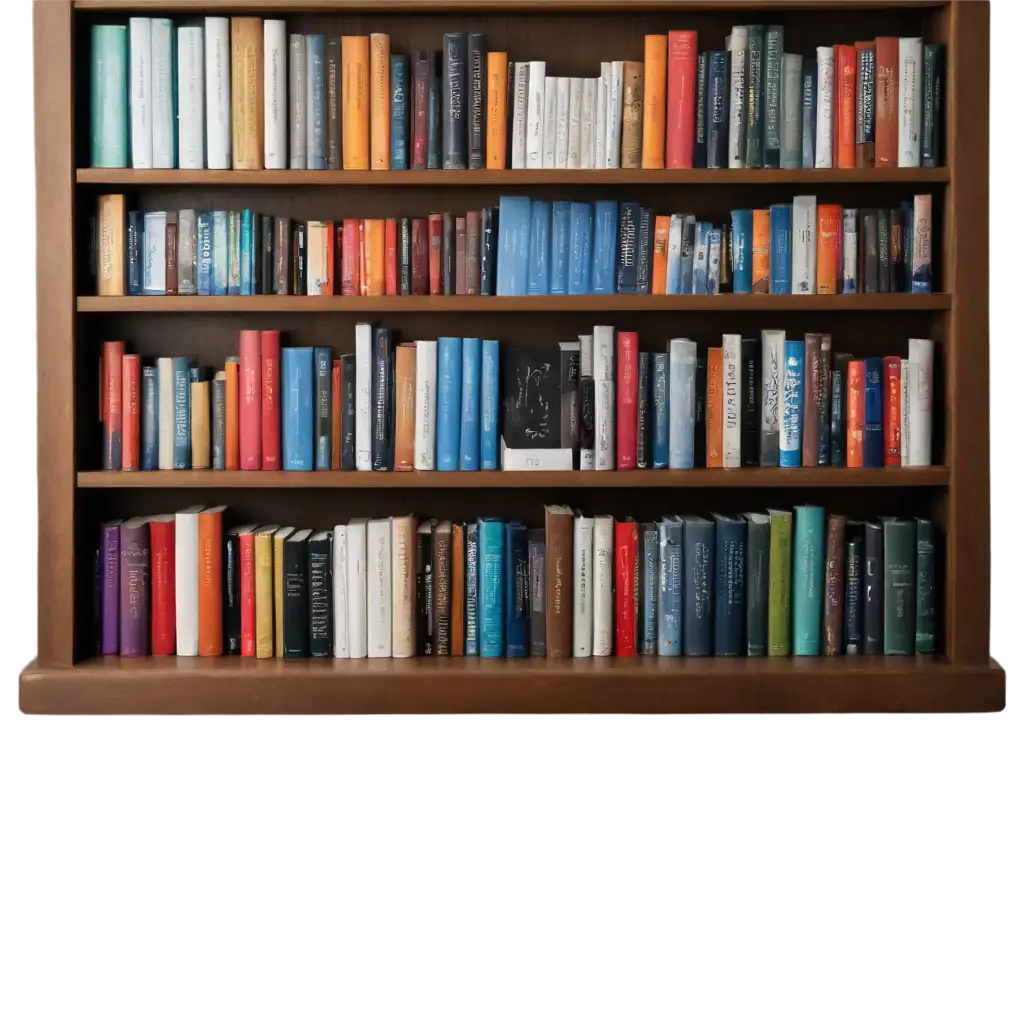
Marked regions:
[371,327,393,471]
[641,522,659,654]
[427,51,442,170]
[314,346,332,470]
[478,517,504,657]
[652,352,670,469]
[707,51,729,169]
[496,195,530,295]
[390,55,409,170]
[442,33,468,170]
[282,347,314,471]
[682,515,715,657]
[436,336,463,470]
[141,364,157,470]
[694,52,709,169]
[713,514,746,656]
[731,208,753,293]
[504,521,529,658]
[568,202,593,295]
[127,211,143,295]
[769,204,792,294]
[636,351,652,468]
[459,337,481,470]
[615,202,640,294]
[527,200,551,295]
[636,206,654,295]
[863,356,884,467]
[549,201,571,295]
[590,199,618,295]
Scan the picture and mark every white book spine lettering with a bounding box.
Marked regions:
[129,18,153,169]
[346,520,368,658]
[263,21,288,169]
[289,34,307,169]
[367,520,392,658]
[791,195,817,294]
[355,323,373,470]
[760,329,784,464]
[511,62,530,169]
[728,26,748,169]
[555,76,571,168]
[898,37,923,167]
[177,27,205,170]
[592,516,614,656]
[908,338,933,466]
[525,60,546,168]
[573,516,594,657]
[333,525,349,657]
[722,334,742,468]
[204,17,231,169]
[414,339,438,470]
[815,46,834,168]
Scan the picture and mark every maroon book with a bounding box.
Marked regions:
[466,210,481,295]
[412,218,429,295]
[823,514,847,655]
[412,50,430,170]
[428,213,443,295]
[119,517,150,657]
[455,216,467,295]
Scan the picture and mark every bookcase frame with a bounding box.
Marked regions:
[20,0,1005,714]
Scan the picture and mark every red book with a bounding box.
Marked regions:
[121,353,140,471]
[428,213,443,295]
[149,515,176,655]
[615,331,639,469]
[384,217,398,296]
[411,218,429,295]
[665,30,697,169]
[261,330,281,470]
[341,219,359,295]
[874,37,899,167]
[835,44,856,169]
[331,359,342,470]
[102,340,124,469]
[240,530,256,656]
[883,355,902,465]
[239,330,262,470]
[614,519,639,656]
[847,360,865,468]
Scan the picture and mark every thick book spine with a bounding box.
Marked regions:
[763,26,783,168]
[883,519,916,655]
[844,530,864,654]
[505,523,530,658]
[129,18,153,169]
[779,340,803,468]
[368,34,389,171]
[722,334,741,468]
[458,337,481,470]
[681,517,713,657]
[91,25,129,168]
[922,44,944,168]
[759,330,783,466]
[898,37,923,167]
[707,51,728,169]
[801,334,822,467]
[727,27,748,169]
[465,33,487,169]
[743,25,765,169]
[792,506,825,656]
[390,54,409,171]
[465,522,480,656]
[856,42,876,168]
[366,520,392,657]
[713,515,745,656]
[308,534,332,658]
[655,517,681,656]
[745,515,770,656]
[436,337,462,471]
[652,351,669,469]
[281,347,314,471]
[814,46,834,168]
[863,521,884,653]
[915,519,936,653]
[414,340,438,471]
[442,33,469,170]
[615,332,638,469]
[288,34,307,169]
[370,327,393,471]
[907,338,934,467]
[692,50,708,169]
[486,51,508,169]
[767,509,792,655]
[781,52,802,169]
[740,338,760,466]
[863,356,884,468]
[823,513,846,655]
[119,519,150,656]
[478,520,504,658]
[817,337,832,466]
[263,24,287,168]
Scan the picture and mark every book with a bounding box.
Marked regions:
[390,54,409,170]
[572,513,594,657]
[844,527,864,654]
[911,193,932,293]
[681,515,713,656]
[856,41,876,168]
[791,195,816,294]
[780,339,803,468]
[875,37,898,167]
[835,44,856,169]
[823,514,846,655]
[656,516,682,656]
[915,519,936,653]
[466,522,480,656]
[898,37,923,167]
[436,337,462,471]
[282,346,314,471]
[615,332,638,470]
[526,60,546,169]
[478,518,504,657]
[801,334,822,467]
[727,27,748,169]
[231,17,263,170]
[443,32,468,169]
[486,51,508,169]
[346,519,368,658]
[846,359,865,468]
[781,52,802,169]
[907,338,934,467]
[759,329,784,466]
[367,518,392,657]
[289,33,307,169]
[642,35,666,168]
[459,337,482,470]
[744,25,764,169]
[528,528,545,656]
[505,522,529,658]
[722,334,741,469]
[883,519,916,655]
[763,26,784,168]
[342,35,370,170]
[863,356,884,468]
[118,518,149,657]
[354,322,372,470]
[814,46,834,168]
[745,513,770,656]
[91,25,128,168]
[769,204,792,294]
[922,44,944,168]
[282,529,310,659]
[713,514,745,656]
[591,516,614,657]
[792,505,825,656]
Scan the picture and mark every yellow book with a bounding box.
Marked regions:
[273,526,294,656]
[255,525,278,659]
[190,381,210,469]
[486,52,508,169]
[230,17,263,170]
[97,194,125,296]
[370,33,390,170]
[342,35,370,170]
[365,219,385,296]
[641,34,667,169]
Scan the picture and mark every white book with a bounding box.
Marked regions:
[842,207,858,292]
[722,334,742,468]
[355,323,373,470]
[579,78,595,170]
[573,514,595,657]
[605,60,624,169]
[900,358,910,466]
[289,34,307,170]
[366,519,392,658]
[525,60,546,169]
[668,338,696,469]
[177,27,205,169]
[263,20,288,169]
[727,26,748,169]
[174,505,204,656]
[151,19,175,168]
[555,76,571,168]
[898,37,923,167]
[791,195,817,294]
[907,338,934,467]
[814,46,834,168]
[541,77,557,169]
[760,329,785,466]
[129,18,153,169]
[595,379,615,471]
[511,61,530,169]
[204,17,231,169]
[500,439,573,471]
[592,515,614,656]
[579,333,595,379]
[157,357,175,469]
[332,525,349,657]
[593,324,615,382]
[595,64,610,169]
[667,214,683,289]
[142,211,167,293]
[346,519,368,658]
[567,78,583,169]
[391,515,416,659]
[414,339,438,470]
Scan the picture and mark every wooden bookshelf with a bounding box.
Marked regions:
[24,0,1004,714]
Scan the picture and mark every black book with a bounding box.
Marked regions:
[844,526,864,654]
[224,528,242,654]
[468,32,487,169]
[443,211,456,294]
[817,340,832,467]
[399,217,412,296]
[416,521,436,656]
[636,206,654,295]
[694,354,708,468]
[863,520,883,654]
[579,376,595,455]
[387,336,397,471]
[889,207,905,293]
[292,221,306,295]
[694,51,709,169]
[615,202,640,293]
[876,208,890,294]
[260,214,274,294]
[636,351,652,469]
[560,342,580,459]
[308,531,332,658]
[830,352,851,467]
[719,222,733,293]
[341,353,356,470]
[744,513,770,656]
[504,58,515,169]
[427,51,442,170]
[283,529,312,659]
[901,199,914,291]
[501,347,562,449]
[528,528,546,657]
[316,347,332,470]
[740,338,760,466]
[442,32,468,170]
[433,521,452,656]
[371,327,393,471]
[861,210,878,294]
[480,206,497,295]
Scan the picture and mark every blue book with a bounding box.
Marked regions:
[682,515,714,657]
[172,357,191,469]
[792,505,826,655]
[641,523,659,654]
[314,346,332,469]
[668,340,695,469]
[707,51,729,169]
[769,204,792,294]
[691,221,711,294]
[390,55,409,170]
[526,201,551,295]
[731,209,753,293]
[504,522,529,658]
[478,518,504,658]
[863,356,884,467]
[567,202,593,295]
[780,339,804,468]
[141,364,158,470]
[465,522,479,656]
[713,514,746,656]
[307,35,326,170]
[459,337,482,470]
[240,210,252,296]
[212,211,228,296]
[496,196,530,296]
[705,228,722,294]
[549,201,571,294]
[480,339,500,470]
[615,202,640,294]
[427,51,441,170]
[282,347,315,471]
[657,516,683,656]
[436,337,463,470]
[591,200,619,294]
[127,211,143,295]
[227,211,241,295]
[652,352,670,469]
[666,216,683,295]
[196,212,213,295]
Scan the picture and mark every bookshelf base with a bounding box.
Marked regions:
[20,656,1006,715]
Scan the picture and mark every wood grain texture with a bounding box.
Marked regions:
[72,1,950,11]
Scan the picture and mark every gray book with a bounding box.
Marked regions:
[780,53,803,168]
[306,34,326,169]
[743,25,764,168]
[211,374,226,470]
[177,209,197,295]
[744,513,770,655]
[763,26,783,167]
[528,529,545,657]
[289,34,306,170]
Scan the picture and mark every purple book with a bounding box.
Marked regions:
[100,520,123,655]
[119,517,150,657]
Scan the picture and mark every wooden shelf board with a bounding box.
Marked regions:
[77,468,950,489]
[77,294,953,313]
[20,656,1005,715]
[76,167,952,187]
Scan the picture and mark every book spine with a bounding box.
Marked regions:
[480,340,500,470]
[129,18,153,169]
[595,63,609,169]
[781,52,802,168]
[414,340,438,471]
[814,46,834,168]
[745,519,769,656]
[141,364,158,470]
[846,359,865,468]
[572,517,594,657]
[636,352,651,469]
[911,193,932,293]
[693,50,708,169]
[844,531,864,654]
[412,51,430,170]
[863,522,883,653]
[341,354,356,470]
[606,61,624,170]
[459,337,481,470]
[915,519,936,653]
[615,332,638,470]
[835,44,856,169]
[883,519,916,655]
[288,33,306,168]
[744,25,764,169]
[315,346,332,470]
[856,43,876,168]
[592,518,614,657]
[428,50,441,169]
[172,357,191,469]
[922,44,944,168]
[898,37,923,167]
[367,33,389,171]
[652,352,670,469]
[119,520,150,656]
[581,77,596,170]
[875,37,898,166]
[682,518,714,656]
[908,338,934,466]
[792,506,825,656]
[100,523,121,654]
[479,520,504,657]
[355,323,372,470]
[370,328,393,471]
[342,35,370,170]
[366,520,392,657]
[390,54,409,170]
[91,26,129,168]
[465,522,480,656]
[823,514,846,655]
[707,51,728,169]
[436,337,462,471]
[511,61,530,169]
[713,517,745,656]
[282,347,314,471]
[486,51,508,169]
[740,338,760,467]
[541,76,557,168]
[791,195,816,294]
[863,356,883,468]
[443,33,468,170]
[763,26,783,168]
[722,334,741,468]
[759,330,783,466]
[666,31,697,168]
[779,340,803,468]
[567,77,583,169]
[801,335,821,467]
[727,27,748,169]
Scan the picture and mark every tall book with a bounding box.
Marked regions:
[370,33,391,170]
[91,25,128,168]
[342,35,370,170]
[230,17,263,170]
[792,505,825,656]
[642,35,667,168]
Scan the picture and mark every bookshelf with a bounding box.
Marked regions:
[21,0,1004,714]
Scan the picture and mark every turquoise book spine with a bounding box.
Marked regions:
[90,25,128,168]
[792,504,825,655]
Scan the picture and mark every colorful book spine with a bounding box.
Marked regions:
[478,518,504,658]
[779,340,803,468]
[436,336,462,471]
[282,346,314,471]
[459,337,482,470]
[792,505,825,656]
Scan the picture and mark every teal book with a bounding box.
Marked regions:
[883,519,916,655]
[91,25,128,167]
[792,505,825,655]
[478,517,504,658]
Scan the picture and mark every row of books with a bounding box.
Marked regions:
[89,19,944,173]
[93,193,934,298]
[100,329,935,473]
[99,504,936,660]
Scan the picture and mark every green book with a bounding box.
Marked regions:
[767,508,792,656]
[744,25,765,168]
[883,519,916,655]
[90,24,128,168]
[915,519,936,653]
[792,505,825,655]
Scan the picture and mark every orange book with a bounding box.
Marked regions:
[198,505,226,655]
[874,37,899,167]
[834,44,856,169]
[752,209,770,293]
[641,34,668,168]
[224,358,240,471]
[365,219,385,296]
[846,361,865,467]
[121,353,140,470]
[450,522,465,656]
[394,343,416,471]
[706,347,723,468]
[331,359,341,470]
[651,215,670,295]
[230,18,263,170]
[342,35,370,170]
[370,33,390,170]
[854,41,876,167]
[816,204,841,294]
[486,52,508,169]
